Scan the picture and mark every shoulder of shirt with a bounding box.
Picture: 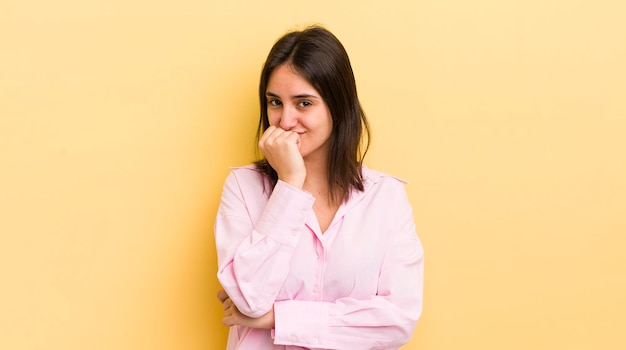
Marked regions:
[362,165,409,185]
[224,165,269,193]
[225,164,265,184]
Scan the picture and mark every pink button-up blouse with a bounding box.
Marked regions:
[215,165,424,350]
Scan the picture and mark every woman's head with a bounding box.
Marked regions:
[255,26,370,202]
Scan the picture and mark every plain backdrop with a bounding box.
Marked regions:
[1,0,625,349]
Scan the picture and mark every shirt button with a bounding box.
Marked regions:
[312,337,319,344]
[289,334,298,343]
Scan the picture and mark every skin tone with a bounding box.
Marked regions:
[217,289,275,329]
[217,63,337,329]
[260,64,333,190]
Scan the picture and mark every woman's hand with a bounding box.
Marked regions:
[217,289,275,329]
[258,126,306,188]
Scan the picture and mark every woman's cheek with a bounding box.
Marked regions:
[267,111,280,126]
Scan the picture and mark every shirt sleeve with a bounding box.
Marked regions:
[215,171,315,318]
[272,183,424,349]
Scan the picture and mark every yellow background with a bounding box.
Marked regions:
[1,0,624,349]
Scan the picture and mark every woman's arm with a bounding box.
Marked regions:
[215,170,314,318]
[217,215,423,349]
[217,170,424,349]
[217,289,275,329]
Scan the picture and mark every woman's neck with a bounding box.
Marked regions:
[303,158,345,206]
[303,155,330,197]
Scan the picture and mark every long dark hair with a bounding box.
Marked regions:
[254,26,370,204]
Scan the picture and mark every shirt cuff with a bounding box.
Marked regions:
[273,300,330,348]
[255,180,315,246]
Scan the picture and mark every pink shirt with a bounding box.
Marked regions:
[215,165,424,350]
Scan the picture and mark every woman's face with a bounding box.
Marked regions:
[265,64,333,162]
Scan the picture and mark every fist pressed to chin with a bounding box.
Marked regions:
[258,126,306,188]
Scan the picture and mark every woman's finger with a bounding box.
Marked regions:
[259,126,282,147]
[222,298,232,310]
[258,125,274,145]
[216,289,229,303]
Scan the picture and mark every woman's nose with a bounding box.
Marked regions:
[279,108,298,130]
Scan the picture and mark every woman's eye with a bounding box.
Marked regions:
[268,99,281,107]
[298,100,312,108]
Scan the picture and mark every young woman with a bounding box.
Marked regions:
[215,26,424,350]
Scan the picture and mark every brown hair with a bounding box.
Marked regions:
[254,26,370,203]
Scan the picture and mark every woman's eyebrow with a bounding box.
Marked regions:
[266,91,320,99]
[293,94,320,99]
